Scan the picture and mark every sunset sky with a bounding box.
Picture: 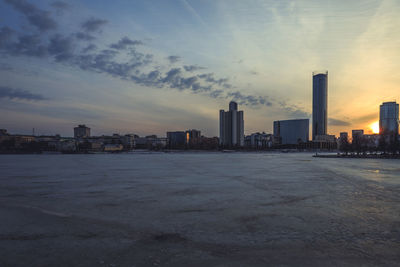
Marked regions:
[1,0,399,137]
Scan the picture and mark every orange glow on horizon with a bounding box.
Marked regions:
[370,121,379,134]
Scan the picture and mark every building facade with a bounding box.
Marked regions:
[312,71,328,140]
[352,129,364,141]
[219,101,244,147]
[167,131,186,148]
[74,124,91,139]
[379,101,399,135]
[273,119,309,145]
[245,132,273,149]
[185,129,201,146]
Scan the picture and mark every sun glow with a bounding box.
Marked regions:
[370,121,379,134]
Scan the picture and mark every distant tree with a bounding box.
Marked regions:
[339,137,350,155]
[388,132,399,155]
[378,134,387,154]
[352,136,363,155]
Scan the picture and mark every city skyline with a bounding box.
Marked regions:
[1,0,400,137]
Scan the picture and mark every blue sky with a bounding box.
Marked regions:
[0,0,399,136]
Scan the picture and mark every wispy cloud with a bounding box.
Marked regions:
[4,0,57,32]
[0,86,47,101]
[81,18,108,32]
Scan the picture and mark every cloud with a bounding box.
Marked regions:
[183,65,205,72]
[353,113,378,123]
[50,1,69,10]
[4,0,57,32]
[13,34,48,57]
[110,37,143,50]
[75,32,95,41]
[0,1,302,117]
[198,73,228,86]
[81,44,96,53]
[0,86,47,100]
[227,91,273,107]
[48,34,74,62]
[329,118,351,126]
[278,101,310,119]
[0,26,15,47]
[81,18,108,32]
[167,55,180,63]
[75,48,151,79]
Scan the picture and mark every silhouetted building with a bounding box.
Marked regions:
[219,101,244,147]
[274,119,309,145]
[352,129,364,141]
[312,71,328,140]
[379,101,399,135]
[185,129,201,146]
[338,132,349,150]
[167,131,186,148]
[74,124,90,139]
[339,132,348,141]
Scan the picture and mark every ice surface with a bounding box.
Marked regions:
[0,152,399,266]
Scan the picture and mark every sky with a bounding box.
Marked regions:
[0,0,399,137]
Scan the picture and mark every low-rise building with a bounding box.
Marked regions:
[104,144,123,152]
[74,125,91,139]
[167,131,186,148]
[245,132,273,149]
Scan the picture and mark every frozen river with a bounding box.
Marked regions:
[0,152,399,266]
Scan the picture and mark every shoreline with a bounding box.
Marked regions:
[314,153,400,159]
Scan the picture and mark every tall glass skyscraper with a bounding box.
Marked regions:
[312,71,328,140]
[219,101,244,147]
[379,101,399,135]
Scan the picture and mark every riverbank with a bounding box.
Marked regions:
[314,153,400,159]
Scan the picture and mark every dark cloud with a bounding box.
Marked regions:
[131,70,162,87]
[75,32,95,41]
[130,67,213,93]
[329,118,351,126]
[75,48,152,79]
[198,73,228,86]
[48,34,74,62]
[13,34,48,57]
[81,18,108,32]
[110,37,142,50]
[167,55,180,63]
[81,44,96,53]
[183,65,205,72]
[278,101,310,119]
[0,86,46,100]
[227,91,273,107]
[0,26,15,47]
[4,0,57,32]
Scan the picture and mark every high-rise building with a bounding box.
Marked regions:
[312,71,328,140]
[273,119,309,145]
[219,101,244,147]
[379,101,399,135]
[74,124,90,138]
